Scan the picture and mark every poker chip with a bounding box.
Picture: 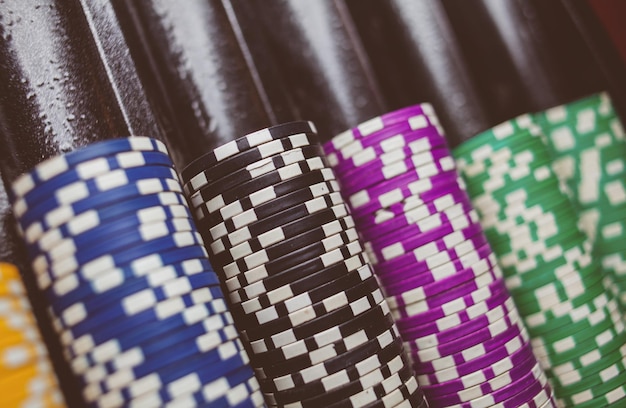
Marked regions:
[182,121,421,406]
[533,92,626,312]
[0,263,65,407]
[455,110,626,407]
[10,137,260,407]
[324,105,551,407]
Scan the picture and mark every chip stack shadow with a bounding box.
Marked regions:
[181,121,427,408]
[10,137,262,407]
[324,105,555,407]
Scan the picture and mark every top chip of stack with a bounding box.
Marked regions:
[455,111,626,407]
[181,122,426,408]
[11,137,262,408]
[324,105,555,408]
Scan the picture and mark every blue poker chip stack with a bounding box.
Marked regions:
[10,137,264,408]
[181,122,427,408]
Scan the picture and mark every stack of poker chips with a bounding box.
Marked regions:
[181,121,427,408]
[533,92,626,310]
[323,105,555,408]
[0,262,65,407]
[10,137,262,407]
[454,115,626,407]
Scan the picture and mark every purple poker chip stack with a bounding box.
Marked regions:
[324,105,556,408]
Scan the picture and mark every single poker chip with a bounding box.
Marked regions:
[403,293,516,351]
[234,253,369,315]
[239,275,380,342]
[48,245,209,301]
[358,191,474,247]
[386,250,498,305]
[421,336,537,395]
[34,220,196,278]
[383,242,493,300]
[218,217,355,277]
[12,136,168,199]
[377,228,488,290]
[416,333,531,386]
[251,296,393,368]
[326,103,437,153]
[18,177,183,235]
[242,286,384,346]
[411,317,528,377]
[50,262,219,320]
[452,115,537,162]
[15,165,179,220]
[215,213,354,269]
[36,230,204,291]
[397,277,509,326]
[23,190,187,245]
[341,150,456,197]
[426,360,545,406]
[374,221,485,275]
[56,270,222,334]
[360,375,421,408]
[368,209,480,265]
[223,227,361,287]
[410,307,523,365]
[222,225,357,281]
[248,300,392,356]
[260,331,402,393]
[181,121,317,182]
[191,145,325,202]
[403,291,515,349]
[30,201,191,255]
[59,285,228,341]
[270,354,413,408]
[16,151,173,209]
[84,342,251,404]
[334,128,447,177]
[197,168,336,222]
[337,128,446,181]
[257,319,399,381]
[69,319,244,395]
[226,242,365,301]
[77,321,240,380]
[209,192,346,252]
[348,168,459,212]
[70,310,234,365]
[208,180,340,240]
[33,213,195,269]
[355,184,470,232]
[236,262,374,326]
[127,365,261,408]
[191,157,328,212]
[184,132,321,195]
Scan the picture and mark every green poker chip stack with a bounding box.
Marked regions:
[454,111,626,407]
[534,92,626,311]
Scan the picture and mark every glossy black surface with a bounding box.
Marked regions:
[347,0,491,147]
[0,0,163,183]
[114,0,280,165]
[230,0,386,142]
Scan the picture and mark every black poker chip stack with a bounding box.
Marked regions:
[180,121,428,408]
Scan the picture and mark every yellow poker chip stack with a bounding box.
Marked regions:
[0,263,65,407]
